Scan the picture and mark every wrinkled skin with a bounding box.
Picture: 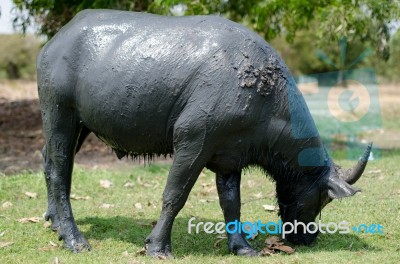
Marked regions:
[37,10,370,257]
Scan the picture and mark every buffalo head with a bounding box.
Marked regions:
[277,143,372,245]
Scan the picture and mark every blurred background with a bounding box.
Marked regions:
[0,0,399,175]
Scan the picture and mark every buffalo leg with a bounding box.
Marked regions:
[144,112,213,258]
[41,108,90,252]
[75,125,91,154]
[42,145,61,231]
[43,126,90,232]
[216,171,258,256]
[144,150,208,257]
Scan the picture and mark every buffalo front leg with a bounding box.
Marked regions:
[144,111,213,258]
[41,109,90,253]
[144,150,208,258]
[216,171,258,256]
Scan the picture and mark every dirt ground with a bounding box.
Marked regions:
[0,80,398,175]
[0,80,171,175]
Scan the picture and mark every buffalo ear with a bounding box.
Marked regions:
[328,176,361,199]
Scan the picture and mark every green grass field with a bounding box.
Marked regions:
[1,150,399,264]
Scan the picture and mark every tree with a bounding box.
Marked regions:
[12,0,400,59]
[12,0,152,37]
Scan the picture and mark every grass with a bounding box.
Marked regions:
[1,151,400,264]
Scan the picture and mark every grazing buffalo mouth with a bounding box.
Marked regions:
[275,143,372,248]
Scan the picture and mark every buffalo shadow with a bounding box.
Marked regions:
[76,216,381,257]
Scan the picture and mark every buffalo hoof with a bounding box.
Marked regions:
[144,241,174,259]
[60,233,91,253]
[64,238,91,253]
[235,247,260,257]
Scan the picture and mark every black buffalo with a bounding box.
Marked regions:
[37,10,371,257]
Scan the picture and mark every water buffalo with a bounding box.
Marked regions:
[37,9,371,257]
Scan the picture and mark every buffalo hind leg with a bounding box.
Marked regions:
[42,109,90,252]
[75,126,91,154]
[216,171,259,256]
[43,126,90,232]
[42,145,60,231]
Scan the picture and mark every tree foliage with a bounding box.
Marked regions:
[11,0,400,60]
[11,0,153,37]
[5,0,399,81]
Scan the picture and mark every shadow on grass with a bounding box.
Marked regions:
[77,216,381,256]
[77,216,228,256]
[298,232,382,253]
[76,215,150,246]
